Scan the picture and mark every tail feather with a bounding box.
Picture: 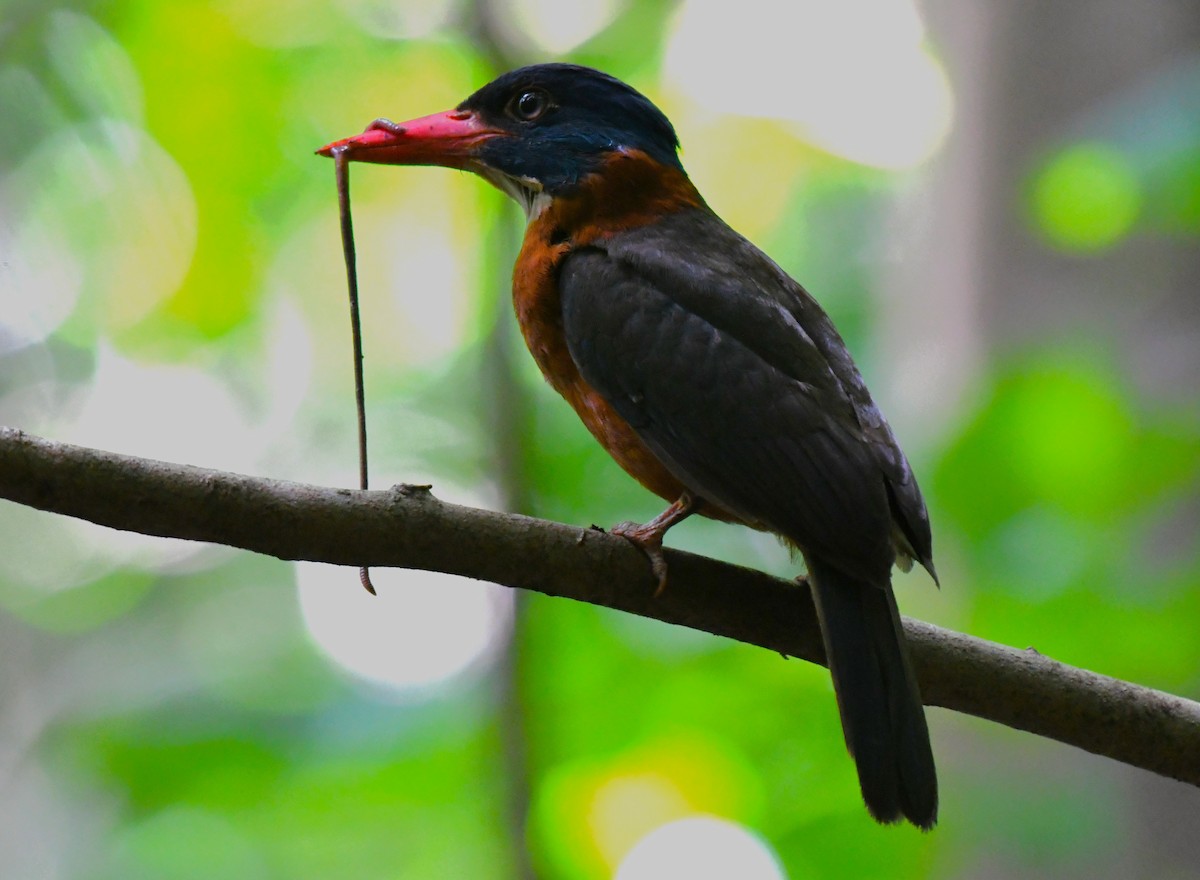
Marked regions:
[806,555,938,829]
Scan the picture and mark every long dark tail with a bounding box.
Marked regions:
[806,555,938,829]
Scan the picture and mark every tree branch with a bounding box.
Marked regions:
[1,426,1197,786]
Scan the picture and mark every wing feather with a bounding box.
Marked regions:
[560,212,915,580]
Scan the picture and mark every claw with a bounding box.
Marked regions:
[610,493,702,596]
[611,519,672,596]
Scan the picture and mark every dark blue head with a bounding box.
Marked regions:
[460,64,683,191]
[318,64,683,209]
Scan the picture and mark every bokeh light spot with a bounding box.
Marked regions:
[336,0,455,40]
[531,733,763,877]
[1031,143,1141,252]
[616,816,786,880]
[9,121,198,345]
[0,202,83,354]
[46,10,144,124]
[589,772,694,868]
[296,563,513,698]
[68,346,254,469]
[1005,365,1134,515]
[665,0,952,169]
[510,0,620,54]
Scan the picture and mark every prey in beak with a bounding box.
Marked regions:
[317,108,551,219]
[316,109,502,170]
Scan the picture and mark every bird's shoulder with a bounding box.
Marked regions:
[570,208,863,414]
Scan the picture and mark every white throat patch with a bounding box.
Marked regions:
[480,168,553,224]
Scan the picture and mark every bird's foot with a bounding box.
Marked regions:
[610,493,703,597]
[611,519,671,597]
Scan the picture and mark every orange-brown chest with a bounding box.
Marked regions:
[509,154,704,504]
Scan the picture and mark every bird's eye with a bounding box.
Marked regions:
[511,89,549,122]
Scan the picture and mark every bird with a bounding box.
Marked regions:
[318,63,939,829]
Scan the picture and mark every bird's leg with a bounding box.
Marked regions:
[611,493,703,596]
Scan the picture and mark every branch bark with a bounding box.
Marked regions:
[1,426,1198,786]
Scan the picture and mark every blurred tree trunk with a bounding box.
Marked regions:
[905,1,1200,875]
[910,0,1200,402]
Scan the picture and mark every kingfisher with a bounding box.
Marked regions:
[318,63,939,829]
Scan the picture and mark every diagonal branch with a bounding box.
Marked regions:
[1,426,1198,785]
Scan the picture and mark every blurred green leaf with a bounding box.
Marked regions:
[12,568,154,632]
[94,805,271,880]
[937,355,1148,537]
[1030,142,1141,252]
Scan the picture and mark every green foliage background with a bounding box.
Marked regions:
[1,1,1198,878]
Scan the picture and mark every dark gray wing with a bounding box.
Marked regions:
[559,208,932,580]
